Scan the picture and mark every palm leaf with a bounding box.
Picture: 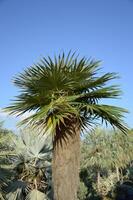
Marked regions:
[26,189,47,200]
[4,128,52,200]
[5,180,27,200]
[4,52,128,134]
[12,128,52,166]
[0,168,11,186]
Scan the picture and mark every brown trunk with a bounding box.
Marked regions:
[52,119,80,200]
[120,168,124,183]
[116,166,120,182]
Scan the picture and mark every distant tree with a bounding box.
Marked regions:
[0,121,14,150]
[0,121,15,199]
[80,128,133,199]
[81,128,112,192]
[109,131,133,182]
[77,181,88,200]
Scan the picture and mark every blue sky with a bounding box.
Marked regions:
[0,0,133,130]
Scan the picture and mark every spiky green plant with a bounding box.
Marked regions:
[5,52,128,200]
[0,122,16,199]
[81,128,113,196]
[4,128,52,200]
[81,128,112,170]
[80,128,133,199]
[109,130,133,183]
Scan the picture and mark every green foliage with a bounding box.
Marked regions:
[92,172,118,197]
[5,52,128,136]
[0,125,132,199]
[3,52,130,199]
[81,128,112,170]
[80,128,133,200]
[79,167,101,200]
[0,121,15,153]
[5,180,27,200]
[0,128,52,200]
[109,132,132,169]
[0,122,16,199]
[78,181,88,200]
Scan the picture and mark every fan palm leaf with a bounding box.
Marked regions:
[5,180,27,200]
[5,52,128,134]
[4,128,52,200]
[26,189,47,200]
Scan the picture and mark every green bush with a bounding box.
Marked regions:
[78,181,88,200]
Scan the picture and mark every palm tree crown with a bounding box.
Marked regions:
[5,52,128,134]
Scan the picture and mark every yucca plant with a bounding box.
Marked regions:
[4,128,52,200]
[5,52,128,199]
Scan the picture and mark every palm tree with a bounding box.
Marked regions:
[4,128,52,200]
[109,131,132,182]
[81,128,112,194]
[0,121,15,199]
[0,122,15,166]
[5,52,128,200]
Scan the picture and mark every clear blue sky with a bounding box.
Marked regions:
[0,0,133,130]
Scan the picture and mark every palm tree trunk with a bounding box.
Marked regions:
[116,166,120,182]
[97,170,101,193]
[120,168,124,183]
[52,120,80,200]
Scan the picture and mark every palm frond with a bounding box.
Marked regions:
[0,168,11,183]
[5,180,27,200]
[80,104,128,133]
[13,128,52,165]
[4,52,128,134]
[26,189,47,200]
[3,128,52,200]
